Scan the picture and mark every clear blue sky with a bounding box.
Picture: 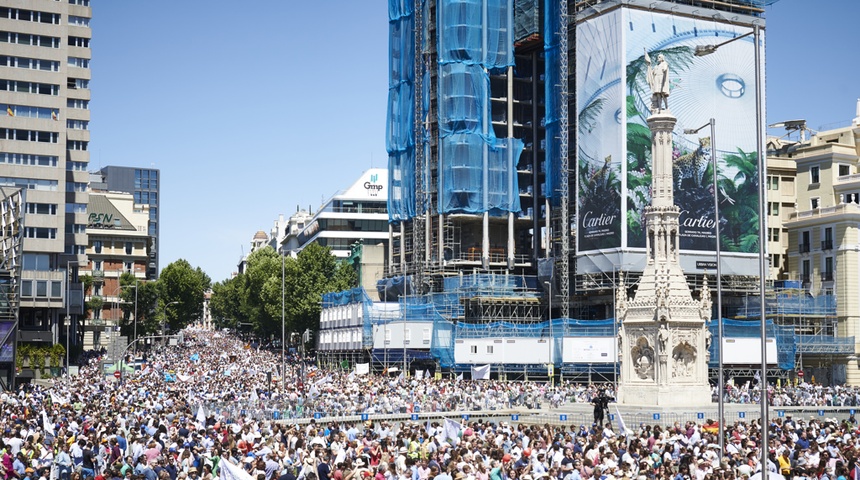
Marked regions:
[89,0,856,282]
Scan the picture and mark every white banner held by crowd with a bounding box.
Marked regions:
[471,364,490,380]
[355,363,370,375]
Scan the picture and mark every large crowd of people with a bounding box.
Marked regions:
[1,329,859,480]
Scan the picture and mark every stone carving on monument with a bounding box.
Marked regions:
[616,51,713,406]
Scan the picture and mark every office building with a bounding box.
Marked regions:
[80,190,150,350]
[0,0,92,359]
[94,166,160,279]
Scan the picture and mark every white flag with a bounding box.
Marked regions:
[196,405,206,427]
[347,371,356,382]
[456,373,463,381]
[219,457,255,480]
[613,405,632,436]
[443,418,461,442]
[314,375,332,386]
[41,410,54,436]
[250,388,259,402]
[425,420,433,436]
[415,370,424,380]
[471,364,491,380]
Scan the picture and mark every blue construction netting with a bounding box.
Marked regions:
[726,294,837,318]
[437,0,523,216]
[543,0,561,205]
[321,288,371,308]
[387,1,418,224]
[707,319,796,371]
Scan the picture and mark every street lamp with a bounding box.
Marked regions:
[281,253,285,389]
[684,118,724,458]
[64,260,82,374]
[544,281,552,381]
[162,300,180,335]
[118,283,139,355]
[694,24,766,473]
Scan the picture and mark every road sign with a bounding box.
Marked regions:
[851,410,856,415]
[360,414,369,421]
[511,414,519,421]
[559,414,568,421]
[314,412,321,419]
[653,413,661,420]
[462,414,470,420]
[818,410,825,416]
[114,371,121,379]
[777,411,785,417]
[608,414,615,421]
[697,413,704,420]
[411,414,419,421]
[738,412,746,418]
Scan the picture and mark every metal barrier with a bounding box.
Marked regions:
[201,401,860,427]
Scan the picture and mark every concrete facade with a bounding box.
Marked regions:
[0,0,92,348]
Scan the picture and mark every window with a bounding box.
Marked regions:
[67,99,89,109]
[5,105,54,120]
[823,257,834,282]
[66,182,87,193]
[70,224,86,234]
[124,262,133,272]
[68,36,90,48]
[768,228,780,242]
[767,175,779,190]
[0,55,60,71]
[67,78,89,89]
[65,203,86,213]
[22,254,50,271]
[768,202,779,216]
[66,119,88,130]
[67,57,89,68]
[800,231,811,253]
[51,281,62,298]
[21,281,31,297]
[67,161,87,171]
[423,328,431,345]
[0,32,60,48]
[93,240,102,254]
[839,165,850,176]
[811,197,819,210]
[0,8,61,24]
[0,80,59,95]
[125,242,133,255]
[811,166,820,184]
[470,345,477,354]
[802,259,811,283]
[0,129,58,143]
[486,345,494,354]
[36,281,47,297]
[67,140,88,150]
[0,177,57,191]
[68,15,89,26]
[25,203,57,215]
[0,153,58,167]
[23,227,57,239]
[69,0,90,6]
[822,227,833,250]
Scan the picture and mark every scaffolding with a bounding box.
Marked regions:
[0,187,24,390]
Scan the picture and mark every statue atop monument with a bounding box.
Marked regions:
[644,49,670,113]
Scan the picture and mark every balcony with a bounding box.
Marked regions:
[821,272,834,282]
[821,240,833,250]
[799,243,811,253]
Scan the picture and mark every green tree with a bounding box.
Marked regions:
[158,259,209,333]
[118,273,160,339]
[284,243,357,336]
[209,276,244,330]
[238,247,282,338]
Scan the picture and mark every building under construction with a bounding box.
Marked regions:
[315,0,855,383]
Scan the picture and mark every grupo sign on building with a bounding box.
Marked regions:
[575,6,762,275]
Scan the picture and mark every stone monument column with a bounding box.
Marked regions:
[616,51,712,406]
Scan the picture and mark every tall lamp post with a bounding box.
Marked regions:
[544,281,552,380]
[281,253,285,388]
[118,283,139,355]
[684,118,723,458]
[694,24,766,472]
[64,260,81,373]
